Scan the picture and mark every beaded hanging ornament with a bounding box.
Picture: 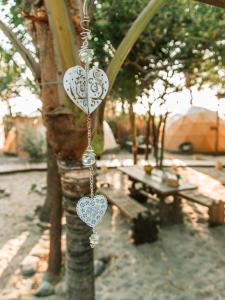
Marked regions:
[63,2,108,248]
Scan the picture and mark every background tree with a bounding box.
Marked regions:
[92,0,225,156]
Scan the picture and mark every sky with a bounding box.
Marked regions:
[1,70,225,119]
[134,86,225,117]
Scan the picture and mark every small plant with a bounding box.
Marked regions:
[19,128,47,161]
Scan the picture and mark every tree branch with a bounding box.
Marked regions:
[126,60,148,74]
[106,0,165,93]
[195,0,225,8]
[0,19,41,81]
[44,0,83,117]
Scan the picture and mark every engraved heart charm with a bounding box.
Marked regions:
[76,195,108,227]
[63,66,109,114]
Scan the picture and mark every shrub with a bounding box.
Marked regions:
[19,128,47,161]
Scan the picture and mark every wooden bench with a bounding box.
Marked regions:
[99,186,158,244]
[178,190,225,226]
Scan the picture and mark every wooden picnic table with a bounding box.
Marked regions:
[119,165,196,197]
[119,165,197,225]
[118,166,225,226]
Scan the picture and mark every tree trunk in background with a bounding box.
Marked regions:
[215,107,220,156]
[47,143,63,279]
[58,160,94,300]
[189,87,194,106]
[39,142,52,223]
[159,113,168,170]
[129,102,137,164]
[145,112,151,161]
[151,117,159,167]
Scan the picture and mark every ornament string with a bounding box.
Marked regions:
[63,1,109,248]
[81,13,98,247]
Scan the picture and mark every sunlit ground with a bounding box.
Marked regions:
[0,152,225,299]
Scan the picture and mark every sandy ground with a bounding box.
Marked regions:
[0,167,225,299]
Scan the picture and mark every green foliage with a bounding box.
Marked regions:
[19,128,47,161]
[91,0,225,161]
[92,0,225,98]
[0,0,38,104]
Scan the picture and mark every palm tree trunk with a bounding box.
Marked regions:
[36,4,95,298]
[58,160,94,300]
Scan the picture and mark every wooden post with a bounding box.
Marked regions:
[208,200,225,226]
[159,195,183,226]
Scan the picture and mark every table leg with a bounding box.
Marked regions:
[128,180,148,203]
[159,194,183,226]
[173,195,183,224]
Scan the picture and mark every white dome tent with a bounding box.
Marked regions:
[103,121,118,152]
[165,107,225,153]
[0,119,5,151]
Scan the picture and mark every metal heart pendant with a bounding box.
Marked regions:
[76,195,108,228]
[63,66,109,114]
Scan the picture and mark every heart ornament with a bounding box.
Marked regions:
[63,66,109,114]
[76,195,108,228]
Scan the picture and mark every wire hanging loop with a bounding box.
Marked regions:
[83,0,91,17]
[79,1,93,65]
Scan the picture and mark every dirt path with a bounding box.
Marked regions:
[1,169,225,299]
[0,172,46,299]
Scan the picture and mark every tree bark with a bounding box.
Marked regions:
[159,113,168,170]
[129,101,137,164]
[28,16,64,279]
[58,160,95,300]
[47,143,63,278]
[215,110,220,156]
[195,0,225,8]
[151,116,159,167]
[38,142,52,223]
[145,112,151,161]
[35,16,61,223]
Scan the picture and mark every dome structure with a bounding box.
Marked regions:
[165,107,225,153]
[103,121,118,152]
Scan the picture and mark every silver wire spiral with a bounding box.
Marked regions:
[79,13,94,64]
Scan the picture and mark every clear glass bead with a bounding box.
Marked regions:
[79,48,94,64]
[82,147,96,167]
